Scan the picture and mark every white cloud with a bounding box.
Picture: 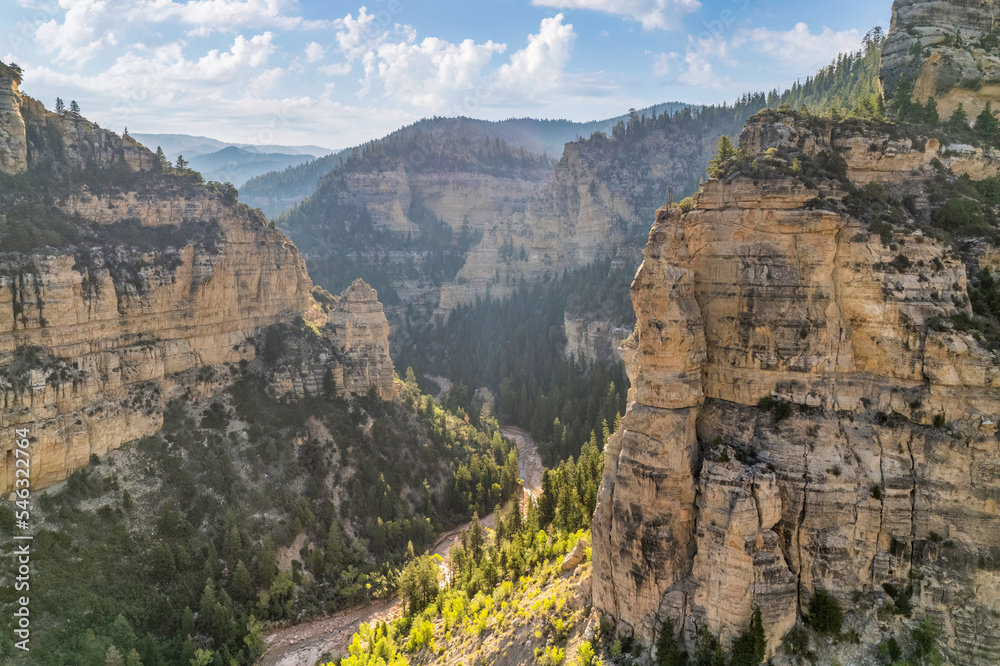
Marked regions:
[334,7,387,61]
[30,31,277,97]
[530,0,699,30]
[136,0,331,31]
[36,0,119,64]
[192,32,275,78]
[497,14,575,96]
[733,22,862,68]
[366,36,506,108]
[247,65,283,94]
[647,50,675,77]
[678,37,730,89]
[319,62,351,76]
[305,41,325,63]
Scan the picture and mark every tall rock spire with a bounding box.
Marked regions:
[0,61,27,174]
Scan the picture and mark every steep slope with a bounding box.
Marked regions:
[436,111,746,314]
[592,110,1000,664]
[0,63,392,494]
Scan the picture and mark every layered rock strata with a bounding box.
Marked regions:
[593,113,1000,664]
[0,70,394,494]
[564,313,632,364]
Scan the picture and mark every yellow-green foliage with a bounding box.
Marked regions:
[536,645,566,665]
[341,622,409,666]
[405,619,436,652]
[575,641,600,666]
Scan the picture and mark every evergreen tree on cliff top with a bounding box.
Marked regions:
[707,135,737,179]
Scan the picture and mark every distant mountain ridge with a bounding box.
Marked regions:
[131,132,333,159]
[130,132,336,188]
[239,103,693,217]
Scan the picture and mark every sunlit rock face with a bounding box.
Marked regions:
[593,112,1000,664]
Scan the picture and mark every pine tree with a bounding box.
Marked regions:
[923,98,939,125]
[69,99,80,115]
[155,146,167,167]
[729,606,766,666]
[949,103,970,132]
[975,102,1000,146]
[105,646,124,666]
[469,513,484,561]
[656,618,688,666]
[693,628,719,666]
[707,135,737,179]
[55,97,64,114]
[231,561,253,605]
[175,154,189,171]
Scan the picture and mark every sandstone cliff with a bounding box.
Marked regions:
[881,0,1000,120]
[437,121,726,316]
[564,313,633,365]
[592,112,1000,664]
[0,66,393,494]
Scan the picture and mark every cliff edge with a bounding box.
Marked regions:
[0,64,393,494]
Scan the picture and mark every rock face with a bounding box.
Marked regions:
[592,113,1000,664]
[0,62,27,175]
[266,280,395,402]
[880,0,1000,120]
[0,75,394,494]
[437,127,720,316]
[563,313,632,365]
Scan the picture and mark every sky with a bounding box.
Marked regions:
[2,0,892,150]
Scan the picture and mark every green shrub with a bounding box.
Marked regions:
[730,607,766,666]
[773,401,794,422]
[931,198,988,233]
[911,619,943,664]
[876,636,902,665]
[783,625,810,657]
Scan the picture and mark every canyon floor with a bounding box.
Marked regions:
[257,427,544,666]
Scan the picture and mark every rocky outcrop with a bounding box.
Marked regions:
[327,280,394,397]
[740,112,1000,183]
[0,201,315,493]
[0,62,26,175]
[564,313,631,364]
[880,0,1000,120]
[593,113,1000,664]
[267,280,395,401]
[0,75,395,494]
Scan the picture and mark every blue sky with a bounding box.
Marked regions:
[2,0,891,149]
